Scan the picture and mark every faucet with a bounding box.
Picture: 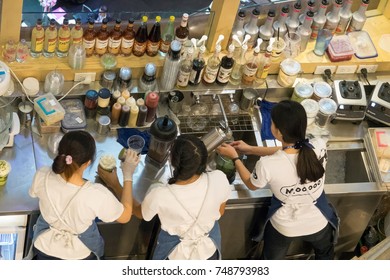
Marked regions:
[216,94,233,141]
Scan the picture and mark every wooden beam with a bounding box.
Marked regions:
[206,0,240,52]
[384,0,390,19]
[0,0,23,45]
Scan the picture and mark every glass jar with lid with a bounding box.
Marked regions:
[291,82,313,102]
[277,58,301,87]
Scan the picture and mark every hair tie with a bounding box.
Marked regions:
[294,138,314,150]
[65,155,73,165]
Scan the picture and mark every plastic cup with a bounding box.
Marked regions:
[283,32,301,58]
[0,160,11,186]
[99,154,116,172]
[127,135,145,155]
[314,29,333,56]
[271,38,286,61]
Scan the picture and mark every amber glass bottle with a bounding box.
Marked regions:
[83,18,96,57]
[108,19,122,55]
[159,15,175,56]
[121,19,135,56]
[175,13,189,46]
[30,18,45,58]
[146,16,161,57]
[71,18,83,45]
[95,18,109,56]
[133,16,148,57]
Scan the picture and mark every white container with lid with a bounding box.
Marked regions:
[316,98,337,128]
[277,58,301,87]
[291,82,314,102]
[313,81,332,101]
[301,99,319,126]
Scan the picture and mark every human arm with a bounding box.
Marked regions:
[115,150,140,223]
[230,140,281,156]
[132,199,143,219]
[97,166,123,199]
[219,202,227,216]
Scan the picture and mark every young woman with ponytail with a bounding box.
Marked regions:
[217,100,339,260]
[28,131,139,260]
[132,134,231,260]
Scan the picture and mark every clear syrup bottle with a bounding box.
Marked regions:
[347,0,370,32]
[273,5,289,40]
[244,8,260,49]
[30,18,44,58]
[229,44,248,85]
[176,47,194,88]
[286,1,302,32]
[56,18,71,57]
[299,0,316,25]
[311,0,330,39]
[203,35,224,85]
[43,19,58,58]
[336,0,353,34]
[70,18,83,45]
[297,11,314,51]
[259,10,275,52]
[254,40,273,86]
[324,0,343,34]
[242,39,262,86]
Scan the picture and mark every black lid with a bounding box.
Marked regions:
[150,115,177,140]
[307,11,314,17]
[335,0,343,4]
[252,8,260,15]
[50,19,56,25]
[281,5,290,13]
[322,0,330,5]
[268,10,275,17]
[116,18,122,24]
[88,17,94,24]
[63,18,69,25]
[37,18,42,25]
[76,18,81,24]
[238,10,246,18]
[294,1,302,9]
[128,18,135,24]
[102,18,109,24]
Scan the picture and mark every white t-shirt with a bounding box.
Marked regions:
[29,167,124,259]
[250,138,329,237]
[142,170,231,260]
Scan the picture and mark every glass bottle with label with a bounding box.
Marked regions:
[30,18,45,58]
[176,47,194,88]
[229,44,248,85]
[259,10,275,52]
[273,5,289,39]
[299,0,316,25]
[347,0,370,32]
[188,45,206,86]
[146,16,162,57]
[133,16,148,57]
[336,0,353,34]
[83,18,96,57]
[160,40,182,91]
[254,43,272,86]
[203,35,224,85]
[228,10,246,47]
[216,44,235,85]
[311,0,329,39]
[56,18,71,57]
[242,44,261,86]
[175,13,189,48]
[324,0,343,34]
[70,18,83,45]
[297,11,314,51]
[43,19,58,58]
[121,19,135,56]
[159,15,175,57]
[286,1,302,32]
[16,39,29,63]
[244,8,260,49]
[108,19,122,55]
[95,18,109,56]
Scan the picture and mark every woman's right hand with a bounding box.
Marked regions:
[230,140,252,155]
[120,149,140,182]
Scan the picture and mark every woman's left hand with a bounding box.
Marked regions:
[216,142,239,159]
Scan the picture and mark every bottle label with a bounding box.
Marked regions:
[203,66,219,83]
[146,41,160,54]
[96,39,108,49]
[121,38,134,54]
[216,67,233,84]
[347,19,365,32]
[46,38,57,53]
[335,17,350,33]
[33,36,44,52]
[189,68,204,84]
[108,38,121,49]
[176,70,191,87]
[72,36,83,45]
[57,36,70,52]
[175,36,188,45]
[83,39,96,51]
[133,41,146,55]
[243,64,258,78]
[159,40,170,53]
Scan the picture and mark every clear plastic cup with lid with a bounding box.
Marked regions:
[316,98,337,128]
[301,99,319,126]
[291,82,314,102]
[277,58,301,87]
[313,81,332,101]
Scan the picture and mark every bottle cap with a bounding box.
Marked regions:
[170,40,181,52]
[86,90,98,100]
[169,15,175,22]
[144,63,156,76]
[228,44,235,53]
[146,92,159,107]
[156,16,161,23]
[98,88,111,99]
[142,15,148,22]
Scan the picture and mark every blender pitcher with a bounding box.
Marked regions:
[147,115,177,167]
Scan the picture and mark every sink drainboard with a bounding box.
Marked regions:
[177,114,254,136]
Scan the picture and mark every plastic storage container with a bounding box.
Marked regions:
[291,82,314,102]
[348,31,378,59]
[312,81,332,101]
[301,99,319,126]
[34,93,65,125]
[277,58,301,87]
[326,35,354,62]
[60,99,87,132]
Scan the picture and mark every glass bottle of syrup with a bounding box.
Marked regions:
[175,13,189,47]
[324,0,343,34]
[336,0,353,33]
[56,18,71,57]
[30,18,45,58]
[188,45,206,86]
[133,16,148,57]
[176,47,194,88]
[146,16,162,57]
[83,18,97,57]
[43,19,58,58]
[121,19,135,56]
[216,44,235,85]
[311,0,329,39]
[108,19,122,55]
[70,18,83,45]
[95,18,109,56]
[159,15,175,56]
[347,0,370,32]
